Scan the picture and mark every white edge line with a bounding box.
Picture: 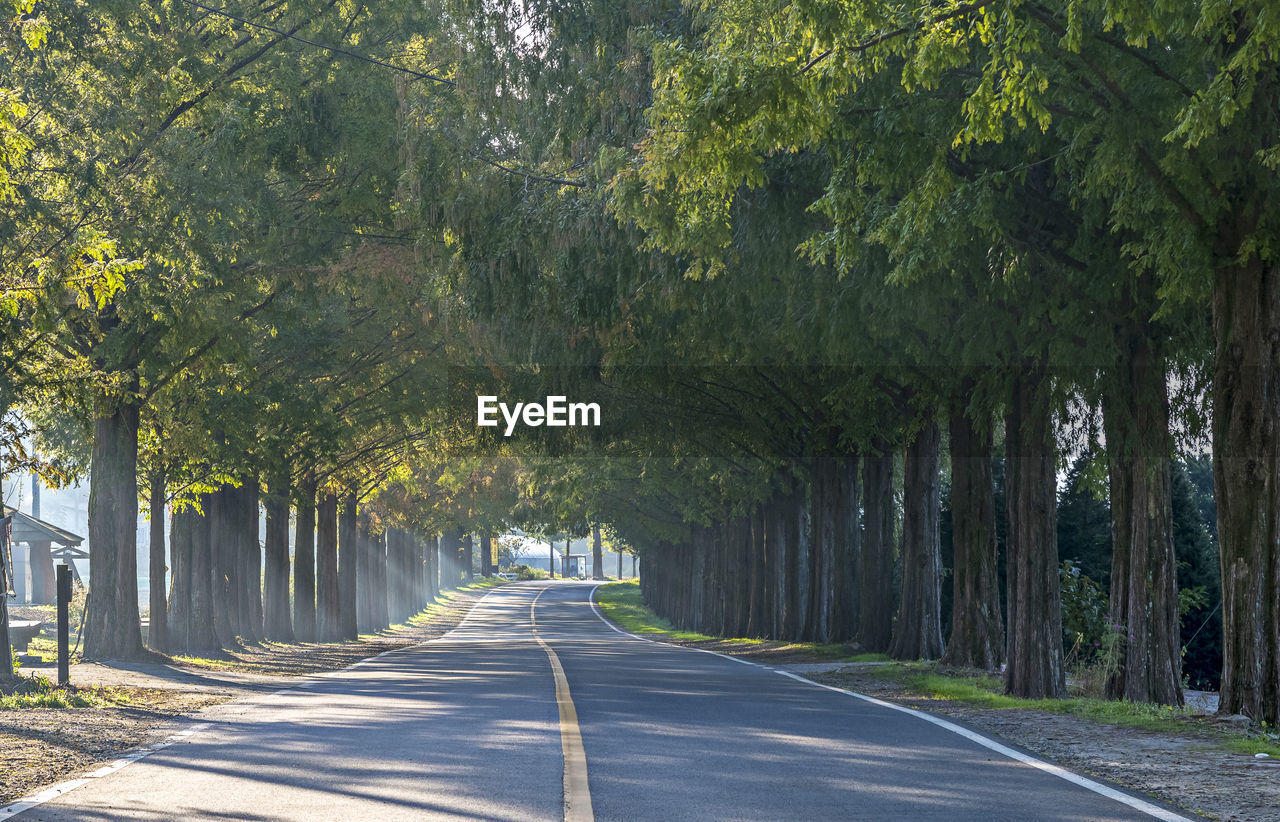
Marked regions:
[0,585,520,819]
[0,722,212,821]
[587,585,1189,822]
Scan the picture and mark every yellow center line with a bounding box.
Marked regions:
[532,586,595,822]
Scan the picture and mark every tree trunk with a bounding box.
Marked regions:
[168,506,191,650]
[940,404,1004,670]
[186,493,219,652]
[356,512,372,631]
[1213,257,1280,723]
[147,470,167,653]
[591,526,604,581]
[316,492,340,642]
[366,518,389,631]
[0,595,11,680]
[1103,304,1182,705]
[385,528,403,621]
[408,532,425,612]
[85,394,144,660]
[478,533,492,577]
[745,506,766,637]
[294,479,317,642]
[859,447,895,652]
[338,493,358,640]
[1004,364,1066,699]
[2,499,15,679]
[890,420,944,661]
[262,473,294,642]
[806,464,833,642]
[463,534,474,580]
[209,485,236,647]
[238,476,263,643]
[404,530,421,616]
[440,529,462,588]
[425,533,439,602]
[779,491,802,639]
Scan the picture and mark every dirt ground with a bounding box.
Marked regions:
[806,667,1280,822]
[0,584,499,804]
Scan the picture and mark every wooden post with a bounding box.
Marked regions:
[57,564,71,685]
[1,512,13,680]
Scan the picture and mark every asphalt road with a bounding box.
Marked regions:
[8,581,1187,821]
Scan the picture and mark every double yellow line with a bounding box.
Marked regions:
[532,587,595,822]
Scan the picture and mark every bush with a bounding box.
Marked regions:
[1060,560,1129,697]
[507,564,548,581]
[1060,560,1109,656]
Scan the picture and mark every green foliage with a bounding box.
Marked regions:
[1056,451,1113,589]
[507,564,548,581]
[1058,560,1112,654]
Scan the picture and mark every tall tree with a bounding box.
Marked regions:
[890,421,943,660]
[940,402,1003,670]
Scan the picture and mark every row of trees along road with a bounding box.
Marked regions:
[0,0,541,662]
[0,1,1277,725]
[420,0,1278,723]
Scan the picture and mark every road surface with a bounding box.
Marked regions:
[6,582,1186,821]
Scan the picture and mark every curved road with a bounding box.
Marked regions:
[7,582,1187,821]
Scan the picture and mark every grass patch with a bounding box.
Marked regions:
[1221,735,1280,758]
[401,577,510,630]
[594,581,720,641]
[0,675,127,709]
[864,662,1280,756]
[170,654,239,669]
[593,581,890,660]
[172,579,511,672]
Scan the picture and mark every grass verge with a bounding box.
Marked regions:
[864,663,1280,757]
[593,580,890,662]
[171,577,511,673]
[401,576,509,631]
[0,675,128,709]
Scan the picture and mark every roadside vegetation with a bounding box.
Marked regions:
[168,578,510,676]
[599,580,1279,760]
[867,663,1278,756]
[595,581,890,662]
[0,675,125,710]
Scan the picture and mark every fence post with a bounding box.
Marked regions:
[57,564,71,685]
